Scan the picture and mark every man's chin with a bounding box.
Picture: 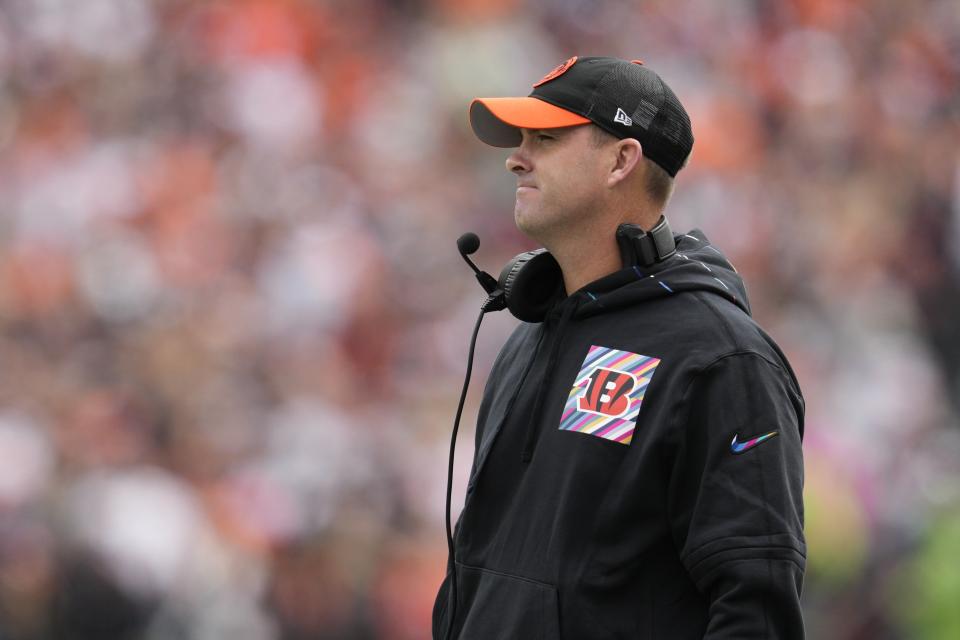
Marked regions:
[514,209,550,243]
[514,205,537,234]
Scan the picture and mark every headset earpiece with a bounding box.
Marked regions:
[615,216,676,267]
[497,249,564,323]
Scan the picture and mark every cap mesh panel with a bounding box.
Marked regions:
[588,62,693,176]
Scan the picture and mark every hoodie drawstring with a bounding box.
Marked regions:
[521,297,578,463]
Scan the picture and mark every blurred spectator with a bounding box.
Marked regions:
[0,0,958,638]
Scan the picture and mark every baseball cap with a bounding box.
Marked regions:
[470,56,694,177]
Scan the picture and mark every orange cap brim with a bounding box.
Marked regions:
[469,97,591,147]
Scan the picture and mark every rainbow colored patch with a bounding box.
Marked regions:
[558,345,661,445]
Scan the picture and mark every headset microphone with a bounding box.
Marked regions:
[457,232,506,312]
[457,232,500,296]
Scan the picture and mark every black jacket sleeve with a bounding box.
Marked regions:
[667,351,806,639]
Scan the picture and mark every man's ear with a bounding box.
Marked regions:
[607,138,643,188]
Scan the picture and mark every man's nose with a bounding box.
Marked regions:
[505,148,530,174]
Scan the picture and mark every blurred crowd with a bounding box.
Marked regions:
[0,0,958,638]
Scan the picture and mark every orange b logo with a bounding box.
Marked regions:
[533,56,578,88]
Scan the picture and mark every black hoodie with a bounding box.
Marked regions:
[433,229,806,639]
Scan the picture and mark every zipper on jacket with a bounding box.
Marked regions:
[520,296,578,463]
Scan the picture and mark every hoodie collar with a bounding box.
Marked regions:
[572,229,750,319]
[519,229,750,463]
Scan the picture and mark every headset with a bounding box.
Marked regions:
[457,215,676,322]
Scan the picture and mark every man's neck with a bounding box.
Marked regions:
[550,234,623,296]
[550,207,662,296]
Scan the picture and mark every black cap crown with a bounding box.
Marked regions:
[532,56,694,177]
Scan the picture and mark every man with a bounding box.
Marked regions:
[434,56,805,639]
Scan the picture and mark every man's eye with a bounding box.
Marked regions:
[536,134,553,142]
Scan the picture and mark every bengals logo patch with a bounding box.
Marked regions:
[533,56,578,87]
[577,367,636,417]
[559,346,661,445]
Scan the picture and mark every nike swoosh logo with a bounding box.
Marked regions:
[730,430,779,454]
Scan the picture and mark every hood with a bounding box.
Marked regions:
[519,228,750,463]
[570,228,750,319]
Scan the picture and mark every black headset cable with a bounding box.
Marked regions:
[443,302,493,640]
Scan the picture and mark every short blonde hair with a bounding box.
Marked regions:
[589,125,676,207]
[643,156,675,206]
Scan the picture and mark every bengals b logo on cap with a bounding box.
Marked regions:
[533,56,578,87]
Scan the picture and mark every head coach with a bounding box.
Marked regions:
[433,56,806,639]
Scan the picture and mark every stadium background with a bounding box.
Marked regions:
[0,0,958,638]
